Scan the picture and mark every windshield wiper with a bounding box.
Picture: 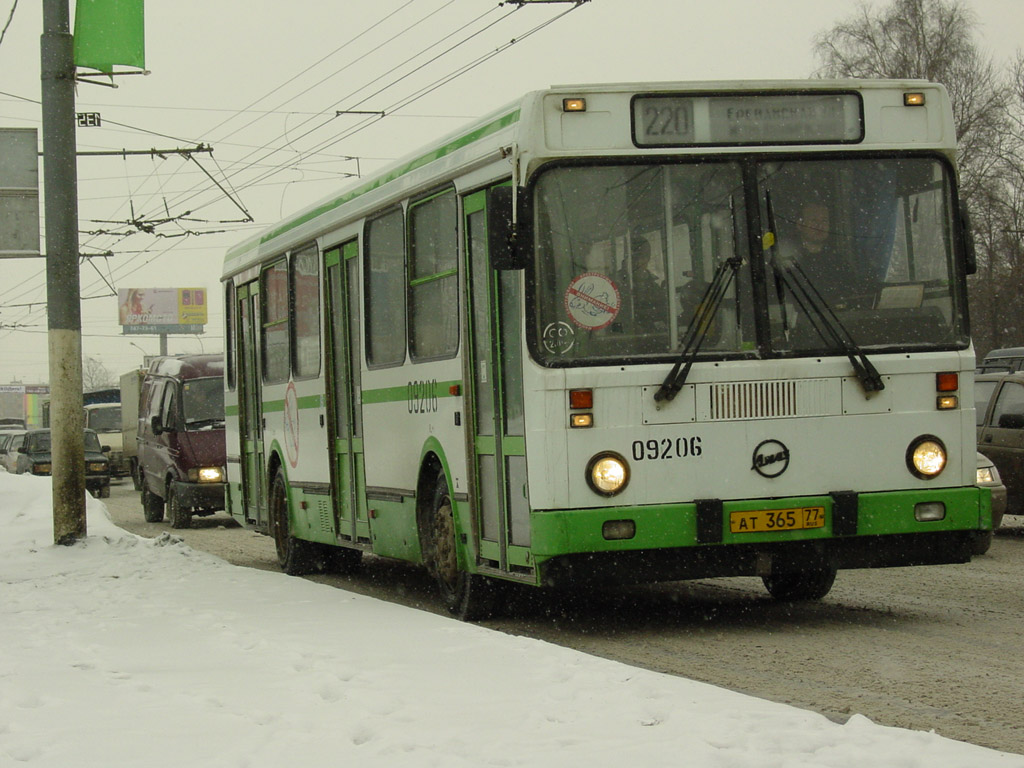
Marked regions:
[763,189,884,396]
[654,253,742,405]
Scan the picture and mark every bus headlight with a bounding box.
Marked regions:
[188,466,225,483]
[907,436,946,479]
[586,451,630,496]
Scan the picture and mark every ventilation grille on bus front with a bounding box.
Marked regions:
[699,379,835,421]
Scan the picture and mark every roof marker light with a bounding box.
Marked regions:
[562,98,586,112]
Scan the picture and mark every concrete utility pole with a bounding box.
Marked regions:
[41,0,86,545]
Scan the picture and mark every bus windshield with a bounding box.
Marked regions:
[529,156,966,366]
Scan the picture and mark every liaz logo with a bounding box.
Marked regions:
[752,439,789,478]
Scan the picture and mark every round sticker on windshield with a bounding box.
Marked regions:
[564,273,621,330]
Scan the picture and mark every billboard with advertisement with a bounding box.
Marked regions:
[118,288,207,334]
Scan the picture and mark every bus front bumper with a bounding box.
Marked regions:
[529,487,988,588]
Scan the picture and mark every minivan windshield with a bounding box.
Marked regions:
[182,377,225,429]
[529,155,966,366]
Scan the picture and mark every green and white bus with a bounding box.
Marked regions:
[222,80,990,619]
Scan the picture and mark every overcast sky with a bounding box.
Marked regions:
[0,0,1021,385]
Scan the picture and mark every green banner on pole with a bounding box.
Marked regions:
[73,0,145,73]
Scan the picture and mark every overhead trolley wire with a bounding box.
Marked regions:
[165,2,524,217]
[221,1,585,202]
[1,0,588,330]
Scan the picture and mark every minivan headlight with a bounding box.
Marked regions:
[188,466,224,483]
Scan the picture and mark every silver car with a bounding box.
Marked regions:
[0,430,26,473]
[974,451,1007,555]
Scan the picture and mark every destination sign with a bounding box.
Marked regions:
[632,92,863,147]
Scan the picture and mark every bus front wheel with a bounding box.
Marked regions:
[762,566,837,601]
[426,473,497,621]
[270,472,316,576]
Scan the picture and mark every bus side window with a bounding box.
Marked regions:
[365,208,407,368]
[409,189,458,361]
[261,259,290,383]
[291,244,321,378]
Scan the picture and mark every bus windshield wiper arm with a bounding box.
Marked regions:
[764,190,884,395]
[654,254,742,405]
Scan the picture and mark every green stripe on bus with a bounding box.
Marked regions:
[409,268,458,288]
[362,380,463,405]
[261,394,322,413]
[226,108,521,262]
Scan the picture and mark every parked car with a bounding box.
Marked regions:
[977,347,1024,374]
[137,354,226,529]
[0,430,27,473]
[973,452,1006,555]
[11,428,111,498]
[976,371,1024,519]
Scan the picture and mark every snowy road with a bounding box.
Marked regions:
[103,479,1024,756]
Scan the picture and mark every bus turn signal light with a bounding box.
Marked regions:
[569,389,593,409]
[936,372,958,392]
[562,98,586,112]
[904,92,926,106]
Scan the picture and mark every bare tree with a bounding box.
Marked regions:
[82,356,115,391]
[814,0,1023,356]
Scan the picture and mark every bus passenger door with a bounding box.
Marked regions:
[325,241,369,544]
[236,282,268,528]
[464,188,530,575]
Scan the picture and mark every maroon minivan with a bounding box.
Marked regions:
[137,354,226,529]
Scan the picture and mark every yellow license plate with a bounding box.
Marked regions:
[729,506,826,534]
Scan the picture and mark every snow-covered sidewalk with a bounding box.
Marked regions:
[1,471,1021,767]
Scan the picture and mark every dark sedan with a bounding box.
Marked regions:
[14,428,111,498]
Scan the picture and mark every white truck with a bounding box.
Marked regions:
[83,401,127,478]
[119,368,146,489]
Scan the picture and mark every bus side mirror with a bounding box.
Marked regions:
[960,201,977,275]
[487,185,529,270]
[150,415,164,436]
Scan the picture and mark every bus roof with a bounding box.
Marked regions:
[222,78,952,279]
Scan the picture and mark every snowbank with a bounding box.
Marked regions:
[1,471,1020,767]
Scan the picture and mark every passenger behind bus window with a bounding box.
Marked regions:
[620,239,666,335]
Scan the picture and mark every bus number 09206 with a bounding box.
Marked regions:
[632,436,702,461]
[407,379,438,414]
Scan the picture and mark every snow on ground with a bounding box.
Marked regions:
[1,471,1021,768]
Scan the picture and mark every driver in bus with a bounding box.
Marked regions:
[784,200,867,306]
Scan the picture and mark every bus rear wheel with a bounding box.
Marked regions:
[426,473,497,621]
[762,566,837,601]
[270,472,316,576]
